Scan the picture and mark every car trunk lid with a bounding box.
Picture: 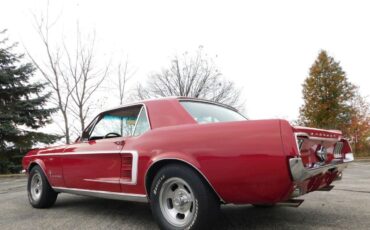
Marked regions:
[293,126,349,168]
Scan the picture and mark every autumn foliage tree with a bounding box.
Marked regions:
[299,50,355,131]
[348,93,370,154]
[299,50,370,155]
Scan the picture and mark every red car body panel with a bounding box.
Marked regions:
[22,97,352,204]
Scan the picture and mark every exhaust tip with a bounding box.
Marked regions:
[291,187,302,197]
[277,199,304,208]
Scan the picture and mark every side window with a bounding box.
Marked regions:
[133,107,150,136]
[89,105,142,140]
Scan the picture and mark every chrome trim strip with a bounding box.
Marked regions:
[37,150,122,156]
[295,132,340,142]
[294,126,342,134]
[121,150,139,185]
[145,158,225,203]
[83,178,121,184]
[178,97,239,112]
[37,150,139,185]
[52,187,148,203]
[289,153,354,182]
[107,97,238,113]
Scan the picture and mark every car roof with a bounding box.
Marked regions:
[104,96,238,113]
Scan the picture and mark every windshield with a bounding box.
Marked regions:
[180,101,246,124]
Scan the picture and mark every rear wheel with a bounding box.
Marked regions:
[150,164,220,230]
[27,165,58,208]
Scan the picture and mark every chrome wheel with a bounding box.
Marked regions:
[159,177,195,228]
[30,172,43,201]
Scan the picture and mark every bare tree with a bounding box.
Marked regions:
[27,3,110,141]
[26,6,74,144]
[135,46,243,109]
[64,28,110,132]
[117,57,134,105]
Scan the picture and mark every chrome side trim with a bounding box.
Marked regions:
[178,97,239,112]
[52,187,148,203]
[121,150,139,185]
[289,153,354,182]
[294,126,342,134]
[37,150,122,156]
[145,158,225,203]
[295,132,340,142]
[83,178,121,184]
[37,150,139,185]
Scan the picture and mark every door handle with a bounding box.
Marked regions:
[114,140,125,146]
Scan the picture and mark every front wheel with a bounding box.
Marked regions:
[150,164,220,230]
[27,165,58,208]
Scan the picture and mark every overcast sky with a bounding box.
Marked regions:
[2,0,370,128]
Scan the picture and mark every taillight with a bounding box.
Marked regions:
[297,138,304,151]
[333,142,344,159]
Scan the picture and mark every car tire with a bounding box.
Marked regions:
[150,163,220,230]
[27,165,58,208]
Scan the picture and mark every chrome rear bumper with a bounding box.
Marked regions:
[289,153,354,182]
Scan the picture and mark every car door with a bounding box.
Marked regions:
[61,105,143,193]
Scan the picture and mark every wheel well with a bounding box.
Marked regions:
[145,159,223,203]
[28,162,39,172]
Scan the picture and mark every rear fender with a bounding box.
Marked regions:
[145,152,224,202]
[147,152,201,169]
[280,120,300,157]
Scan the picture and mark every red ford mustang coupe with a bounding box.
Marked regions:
[23,97,353,230]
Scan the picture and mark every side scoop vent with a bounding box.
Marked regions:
[121,154,133,182]
[120,151,138,185]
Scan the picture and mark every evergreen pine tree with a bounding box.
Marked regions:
[299,50,356,135]
[0,29,59,173]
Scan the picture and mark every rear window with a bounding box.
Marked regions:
[180,101,246,124]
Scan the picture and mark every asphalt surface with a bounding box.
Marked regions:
[1,162,370,230]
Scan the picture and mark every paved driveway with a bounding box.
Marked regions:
[1,162,369,229]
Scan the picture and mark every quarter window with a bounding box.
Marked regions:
[133,107,150,136]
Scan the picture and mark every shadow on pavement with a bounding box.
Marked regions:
[51,194,347,230]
